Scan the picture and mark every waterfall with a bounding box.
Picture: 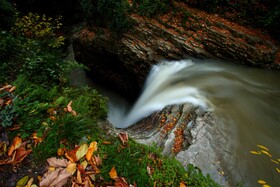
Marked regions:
[111,59,210,128]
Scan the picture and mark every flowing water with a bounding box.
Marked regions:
[106,59,280,186]
[70,58,280,186]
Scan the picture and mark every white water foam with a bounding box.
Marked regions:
[112,59,209,128]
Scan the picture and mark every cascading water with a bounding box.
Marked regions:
[112,60,210,128]
[106,59,280,186]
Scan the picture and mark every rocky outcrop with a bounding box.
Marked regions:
[73,2,280,99]
[102,104,243,186]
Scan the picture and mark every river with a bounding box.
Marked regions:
[70,58,280,186]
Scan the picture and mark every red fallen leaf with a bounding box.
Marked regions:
[12,146,32,164]
[118,132,129,145]
[65,147,79,163]
[8,136,22,156]
[77,164,85,174]
[115,177,130,187]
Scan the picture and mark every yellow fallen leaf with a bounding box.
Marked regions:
[16,175,29,187]
[26,177,34,187]
[86,141,98,161]
[66,162,77,175]
[77,170,82,183]
[263,185,271,187]
[48,166,56,172]
[180,182,187,187]
[76,143,88,161]
[80,160,88,170]
[271,159,279,165]
[276,168,280,173]
[250,151,261,155]
[257,180,266,184]
[261,150,272,157]
[257,145,269,151]
[109,166,118,179]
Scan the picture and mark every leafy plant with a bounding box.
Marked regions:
[80,0,134,34]
[11,12,65,48]
[133,0,173,17]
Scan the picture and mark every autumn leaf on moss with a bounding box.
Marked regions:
[76,143,88,161]
[86,141,98,161]
[8,136,22,156]
[118,132,128,145]
[109,166,118,179]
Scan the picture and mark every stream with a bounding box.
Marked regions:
[70,58,280,186]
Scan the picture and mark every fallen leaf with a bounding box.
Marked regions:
[180,182,187,187]
[115,177,129,187]
[47,157,68,168]
[276,168,280,173]
[26,177,34,187]
[66,162,77,175]
[40,168,71,187]
[57,147,66,156]
[261,150,272,157]
[9,86,16,92]
[93,155,102,166]
[12,146,32,164]
[86,141,98,161]
[16,175,29,187]
[118,132,129,145]
[109,166,118,179]
[77,170,82,183]
[76,143,88,161]
[80,160,88,170]
[257,180,266,184]
[32,133,43,147]
[257,145,269,151]
[8,136,22,156]
[67,101,73,112]
[65,148,78,163]
[270,159,279,165]
[102,141,111,145]
[71,110,77,116]
[250,151,261,155]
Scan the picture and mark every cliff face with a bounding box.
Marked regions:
[73,2,279,99]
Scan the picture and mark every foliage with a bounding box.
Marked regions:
[133,0,173,17]
[7,76,107,161]
[11,12,65,48]
[99,139,220,186]
[80,0,133,34]
[0,0,16,30]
